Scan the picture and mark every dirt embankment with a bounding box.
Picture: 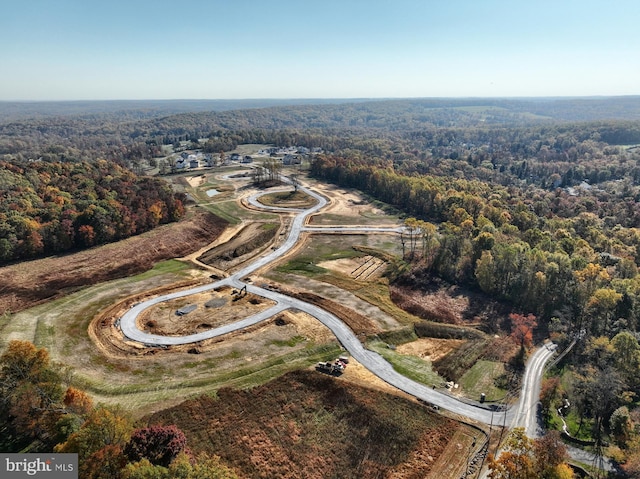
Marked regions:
[0,210,229,314]
[282,288,382,337]
[196,222,278,270]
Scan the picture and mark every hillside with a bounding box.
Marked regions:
[0,208,227,314]
[148,370,478,479]
[0,159,186,264]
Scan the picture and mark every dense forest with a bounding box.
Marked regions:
[0,159,184,264]
[2,97,640,165]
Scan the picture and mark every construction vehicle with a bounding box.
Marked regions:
[315,357,348,376]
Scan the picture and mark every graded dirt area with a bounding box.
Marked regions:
[90,282,336,360]
[137,288,276,336]
[396,337,467,362]
[317,255,387,281]
[317,186,386,218]
[196,222,278,271]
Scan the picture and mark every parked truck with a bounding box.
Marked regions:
[315,357,349,376]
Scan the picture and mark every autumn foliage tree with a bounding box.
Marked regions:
[539,377,563,424]
[0,159,186,264]
[0,340,64,447]
[124,424,190,468]
[53,386,96,444]
[55,405,134,479]
[510,313,537,348]
[121,452,239,479]
[55,405,133,461]
[488,428,572,479]
[80,445,128,479]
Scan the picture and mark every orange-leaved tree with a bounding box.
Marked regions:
[509,313,537,348]
[488,428,571,479]
[0,340,64,446]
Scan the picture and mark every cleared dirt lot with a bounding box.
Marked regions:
[396,337,467,362]
[137,288,276,336]
[318,256,387,281]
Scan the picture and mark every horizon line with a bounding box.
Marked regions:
[2,94,640,103]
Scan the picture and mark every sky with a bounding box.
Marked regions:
[1,0,639,100]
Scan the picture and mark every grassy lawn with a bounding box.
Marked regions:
[229,144,272,156]
[134,259,192,279]
[191,182,235,203]
[3,255,349,415]
[276,257,329,276]
[368,339,447,387]
[1,260,192,351]
[258,190,317,208]
[74,343,342,398]
[0,312,11,336]
[204,199,278,224]
[16,258,346,414]
[275,236,365,277]
[560,409,596,442]
[457,360,508,402]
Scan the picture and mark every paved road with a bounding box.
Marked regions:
[119,179,556,427]
[510,343,558,437]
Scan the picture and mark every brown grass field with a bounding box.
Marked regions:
[148,370,480,479]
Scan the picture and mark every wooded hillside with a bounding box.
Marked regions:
[0,159,184,264]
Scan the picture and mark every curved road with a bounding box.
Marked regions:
[119,179,554,427]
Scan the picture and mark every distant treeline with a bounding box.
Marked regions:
[3,97,640,166]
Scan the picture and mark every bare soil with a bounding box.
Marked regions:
[138,289,276,336]
[89,278,382,360]
[283,288,382,337]
[396,337,467,362]
[196,222,278,271]
[313,186,386,219]
[318,256,387,281]
[90,283,332,360]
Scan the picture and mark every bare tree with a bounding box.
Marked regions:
[290,174,300,192]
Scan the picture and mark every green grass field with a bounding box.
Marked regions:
[458,360,508,401]
[368,339,447,387]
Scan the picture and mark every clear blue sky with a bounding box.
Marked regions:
[1,0,638,100]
